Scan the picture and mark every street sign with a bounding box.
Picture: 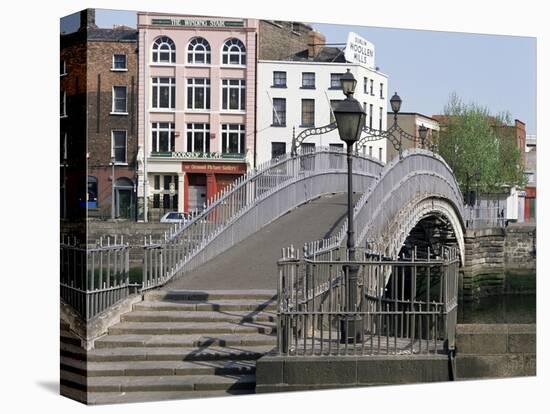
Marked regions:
[344,32,375,70]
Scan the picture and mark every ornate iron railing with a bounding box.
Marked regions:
[277,244,459,356]
[142,147,384,291]
[60,235,130,320]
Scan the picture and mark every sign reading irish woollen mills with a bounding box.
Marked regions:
[344,32,375,70]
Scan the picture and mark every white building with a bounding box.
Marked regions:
[256,40,389,165]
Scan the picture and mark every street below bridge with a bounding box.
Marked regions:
[165,192,359,290]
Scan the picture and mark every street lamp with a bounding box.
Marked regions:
[333,69,366,343]
[418,124,428,149]
[111,155,116,220]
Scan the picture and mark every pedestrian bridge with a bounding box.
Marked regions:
[143,146,465,291]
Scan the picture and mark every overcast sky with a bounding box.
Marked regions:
[60,9,537,134]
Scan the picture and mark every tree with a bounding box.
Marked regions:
[438,93,524,196]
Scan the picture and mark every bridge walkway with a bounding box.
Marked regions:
[165,193,356,290]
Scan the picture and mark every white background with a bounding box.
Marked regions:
[0,0,547,412]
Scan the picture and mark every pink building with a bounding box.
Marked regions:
[137,12,258,220]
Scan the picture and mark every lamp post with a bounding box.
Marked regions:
[111,155,116,220]
[389,92,402,157]
[333,69,366,343]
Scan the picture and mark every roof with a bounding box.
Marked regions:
[387,112,440,123]
[61,27,137,47]
[286,47,346,63]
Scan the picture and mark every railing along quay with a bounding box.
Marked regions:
[277,245,459,356]
[60,235,130,320]
[142,147,384,291]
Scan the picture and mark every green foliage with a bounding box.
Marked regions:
[438,93,524,193]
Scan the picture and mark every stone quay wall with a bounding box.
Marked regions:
[462,224,536,300]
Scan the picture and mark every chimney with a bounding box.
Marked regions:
[308,30,326,58]
[79,9,97,31]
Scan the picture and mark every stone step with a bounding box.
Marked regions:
[84,389,253,405]
[122,310,276,323]
[61,370,256,393]
[61,356,256,377]
[134,299,277,312]
[145,289,276,302]
[60,330,81,348]
[94,333,277,349]
[108,321,276,335]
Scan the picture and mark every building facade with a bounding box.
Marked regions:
[137,13,258,220]
[256,39,388,165]
[61,9,138,221]
[524,135,536,222]
[385,113,440,161]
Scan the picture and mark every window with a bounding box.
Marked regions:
[379,107,383,131]
[187,37,211,64]
[221,79,246,110]
[151,122,175,153]
[60,60,66,76]
[363,77,368,94]
[291,22,300,32]
[301,99,315,127]
[330,143,344,151]
[154,175,160,190]
[111,130,127,163]
[272,98,286,126]
[87,176,98,208]
[380,82,384,99]
[329,143,344,169]
[152,36,176,63]
[112,54,127,70]
[369,146,373,157]
[112,86,127,113]
[369,104,373,128]
[273,71,287,87]
[300,143,316,170]
[61,132,68,162]
[222,38,246,65]
[330,73,343,89]
[187,78,211,110]
[60,90,67,117]
[330,100,339,124]
[271,142,286,159]
[302,72,315,88]
[378,147,383,160]
[370,79,374,95]
[186,123,210,153]
[301,143,315,153]
[152,77,175,109]
[221,124,245,154]
[363,102,367,126]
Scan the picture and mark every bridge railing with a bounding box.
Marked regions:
[277,244,460,356]
[60,235,130,320]
[143,147,384,291]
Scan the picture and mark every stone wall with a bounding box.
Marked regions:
[461,224,536,299]
[455,324,536,379]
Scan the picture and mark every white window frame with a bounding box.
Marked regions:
[151,77,176,110]
[378,147,383,160]
[221,124,246,155]
[187,37,211,65]
[302,72,315,89]
[221,79,246,111]
[379,107,383,131]
[187,78,211,110]
[301,99,315,127]
[111,54,128,71]
[186,123,211,153]
[272,98,286,126]
[221,38,246,66]
[152,36,176,64]
[111,86,128,114]
[151,122,176,153]
[111,129,128,164]
[60,60,67,77]
[60,90,67,118]
[273,71,287,87]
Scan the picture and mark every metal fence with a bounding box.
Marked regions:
[60,235,130,320]
[464,206,506,229]
[277,244,459,356]
[142,147,384,291]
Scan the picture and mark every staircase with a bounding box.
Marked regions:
[60,290,278,405]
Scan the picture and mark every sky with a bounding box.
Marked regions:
[61,9,537,134]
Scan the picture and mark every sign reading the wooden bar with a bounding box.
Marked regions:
[182,162,247,174]
[151,18,244,27]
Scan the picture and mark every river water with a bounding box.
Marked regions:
[457,294,536,324]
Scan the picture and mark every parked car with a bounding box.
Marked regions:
[160,212,191,224]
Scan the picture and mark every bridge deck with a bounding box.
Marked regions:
[166,193,356,290]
